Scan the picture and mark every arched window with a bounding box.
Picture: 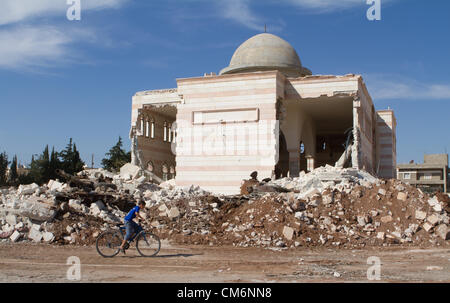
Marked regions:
[151,119,155,139]
[162,163,169,181]
[140,117,145,136]
[168,123,172,142]
[300,141,305,154]
[169,165,175,179]
[163,122,168,142]
[145,119,149,138]
[147,161,154,172]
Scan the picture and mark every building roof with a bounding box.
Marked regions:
[220,33,311,77]
[397,163,447,169]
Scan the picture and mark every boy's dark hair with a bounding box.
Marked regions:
[138,200,146,206]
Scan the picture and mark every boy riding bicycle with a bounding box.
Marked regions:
[119,200,146,254]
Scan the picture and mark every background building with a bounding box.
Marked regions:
[397,154,449,193]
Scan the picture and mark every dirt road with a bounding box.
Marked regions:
[0,242,449,282]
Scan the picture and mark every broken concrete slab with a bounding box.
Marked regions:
[397,192,407,201]
[17,183,39,195]
[380,215,393,223]
[282,226,294,241]
[423,222,433,232]
[28,228,42,242]
[435,224,449,240]
[47,180,64,192]
[427,214,440,226]
[5,214,17,226]
[42,231,55,243]
[10,230,21,242]
[168,207,180,219]
[119,163,142,180]
[378,188,386,196]
[415,210,427,220]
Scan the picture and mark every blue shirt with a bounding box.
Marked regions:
[124,206,140,222]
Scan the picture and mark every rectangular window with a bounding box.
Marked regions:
[151,122,155,138]
[145,121,149,138]
[403,173,411,180]
[163,125,167,142]
[424,173,432,180]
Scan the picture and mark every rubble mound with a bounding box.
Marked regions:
[1,164,449,249]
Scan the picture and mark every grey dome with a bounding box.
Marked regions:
[220,33,311,77]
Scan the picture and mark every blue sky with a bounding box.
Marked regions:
[0,0,449,167]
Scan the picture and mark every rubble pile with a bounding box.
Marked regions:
[0,164,449,249]
[144,167,450,248]
[0,164,208,245]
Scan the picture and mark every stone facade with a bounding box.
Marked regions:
[129,34,396,194]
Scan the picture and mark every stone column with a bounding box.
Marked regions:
[288,149,300,177]
[130,127,137,166]
[352,96,362,170]
[306,155,314,172]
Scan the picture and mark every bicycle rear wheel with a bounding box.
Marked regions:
[96,231,122,258]
[136,232,160,257]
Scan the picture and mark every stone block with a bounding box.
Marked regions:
[10,230,21,242]
[435,224,449,240]
[397,192,407,201]
[92,200,106,211]
[119,163,142,180]
[168,207,180,219]
[42,232,55,243]
[415,210,427,220]
[17,183,39,195]
[357,216,367,226]
[5,214,17,226]
[427,214,440,226]
[380,215,393,223]
[423,222,433,232]
[282,226,294,241]
[28,228,42,242]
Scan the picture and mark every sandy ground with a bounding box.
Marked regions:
[0,242,449,283]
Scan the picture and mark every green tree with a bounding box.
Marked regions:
[102,137,131,172]
[0,152,9,186]
[60,138,84,175]
[9,155,18,185]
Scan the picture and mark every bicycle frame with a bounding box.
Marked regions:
[118,224,143,242]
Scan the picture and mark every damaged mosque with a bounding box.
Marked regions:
[129,33,396,195]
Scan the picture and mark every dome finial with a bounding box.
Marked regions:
[264,24,267,33]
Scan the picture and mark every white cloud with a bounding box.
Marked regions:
[0,25,96,70]
[364,74,450,100]
[283,0,397,12]
[0,0,128,71]
[217,0,264,31]
[0,0,129,25]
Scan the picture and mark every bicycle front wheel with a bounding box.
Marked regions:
[96,231,122,258]
[136,232,161,257]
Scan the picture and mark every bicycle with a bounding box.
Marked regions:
[96,223,161,258]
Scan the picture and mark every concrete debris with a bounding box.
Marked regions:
[119,163,142,180]
[283,226,294,241]
[10,230,21,242]
[28,228,42,242]
[415,210,427,221]
[42,231,55,243]
[1,165,449,248]
[435,224,449,240]
[397,192,408,201]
